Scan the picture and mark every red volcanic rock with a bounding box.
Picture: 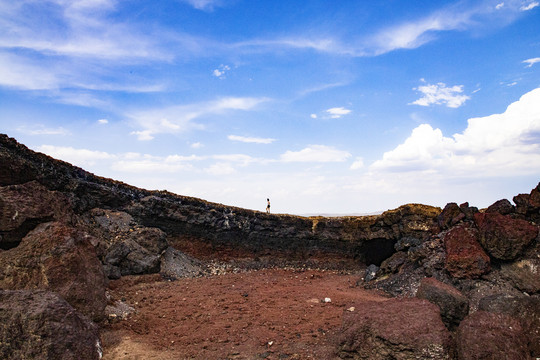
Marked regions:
[0,222,106,321]
[514,182,540,223]
[485,199,515,215]
[444,224,490,279]
[474,212,538,260]
[456,311,529,360]
[337,298,453,359]
[416,277,469,329]
[0,290,101,360]
[0,180,73,249]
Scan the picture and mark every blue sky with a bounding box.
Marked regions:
[1,0,540,214]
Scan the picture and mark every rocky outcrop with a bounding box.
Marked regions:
[337,298,453,359]
[0,290,102,360]
[456,311,529,360]
[0,221,106,321]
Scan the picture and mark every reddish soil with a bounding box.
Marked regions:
[101,269,388,360]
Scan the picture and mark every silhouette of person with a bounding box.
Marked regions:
[266,198,270,213]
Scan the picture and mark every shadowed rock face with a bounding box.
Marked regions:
[0,290,102,360]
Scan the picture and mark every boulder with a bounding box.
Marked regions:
[474,212,538,260]
[0,290,102,360]
[444,224,490,279]
[478,293,540,356]
[160,247,206,280]
[500,259,540,294]
[514,182,540,223]
[364,264,380,282]
[485,199,515,215]
[0,221,106,321]
[416,277,469,329]
[456,311,529,360]
[337,298,454,359]
[0,181,73,249]
[380,251,408,274]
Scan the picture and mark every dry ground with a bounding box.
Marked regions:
[101,269,388,360]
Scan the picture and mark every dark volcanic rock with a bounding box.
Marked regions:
[514,182,540,223]
[0,289,101,360]
[160,247,206,279]
[486,199,515,215]
[0,180,73,249]
[456,311,529,360]
[0,221,106,321]
[416,277,469,329]
[500,259,540,294]
[379,251,408,274]
[337,298,453,359]
[444,224,490,279]
[478,293,540,356]
[474,212,538,261]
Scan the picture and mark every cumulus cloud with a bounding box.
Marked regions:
[350,157,364,170]
[326,107,352,119]
[523,57,540,67]
[281,145,351,162]
[411,81,470,108]
[372,87,540,176]
[228,135,275,144]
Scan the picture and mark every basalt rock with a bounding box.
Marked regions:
[499,259,540,294]
[444,224,490,279]
[456,311,529,360]
[486,198,515,215]
[514,182,540,223]
[0,180,73,250]
[478,293,540,356]
[474,212,538,261]
[0,221,106,321]
[0,289,102,360]
[416,277,469,330]
[337,298,454,359]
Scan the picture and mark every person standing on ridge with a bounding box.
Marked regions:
[266,198,271,213]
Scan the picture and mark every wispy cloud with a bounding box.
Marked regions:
[228,135,276,144]
[520,1,539,11]
[281,145,351,162]
[411,81,470,108]
[17,125,71,136]
[179,0,226,11]
[128,97,270,140]
[523,57,540,67]
[213,64,231,79]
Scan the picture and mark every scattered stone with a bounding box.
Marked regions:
[347,307,355,312]
[364,264,380,282]
[456,311,529,360]
[0,289,102,360]
[105,299,136,321]
[323,297,331,303]
[416,277,469,329]
[160,246,207,280]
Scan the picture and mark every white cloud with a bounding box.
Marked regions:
[496,2,505,10]
[191,142,203,149]
[281,145,351,162]
[97,119,109,124]
[17,125,71,136]
[520,2,539,11]
[350,157,364,170]
[205,163,236,175]
[411,81,470,108]
[523,57,540,67]
[179,0,225,11]
[37,145,114,167]
[326,107,351,119]
[310,114,318,119]
[213,64,231,79]
[128,96,269,140]
[372,87,540,176]
[228,135,275,144]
